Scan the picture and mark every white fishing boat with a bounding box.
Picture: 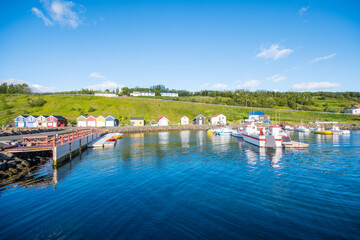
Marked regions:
[215,127,232,135]
[283,125,294,131]
[242,124,283,148]
[231,127,244,138]
[331,125,350,135]
[296,125,310,132]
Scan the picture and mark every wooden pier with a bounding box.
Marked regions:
[4,129,103,165]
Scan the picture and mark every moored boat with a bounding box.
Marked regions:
[313,126,332,135]
[296,125,310,132]
[113,133,123,139]
[242,124,282,148]
[283,125,294,131]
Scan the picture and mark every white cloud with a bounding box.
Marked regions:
[85,81,124,91]
[32,0,81,28]
[0,78,58,93]
[89,72,106,79]
[291,82,341,91]
[200,83,228,90]
[31,7,53,26]
[310,53,336,63]
[298,6,309,16]
[211,83,228,90]
[256,44,293,60]
[236,79,260,89]
[267,74,287,83]
[243,80,260,89]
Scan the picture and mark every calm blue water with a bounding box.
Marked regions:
[1,131,360,239]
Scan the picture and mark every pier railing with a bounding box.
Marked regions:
[22,129,102,148]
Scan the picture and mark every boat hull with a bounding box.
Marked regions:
[314,131,332,135]
[242,134,266,147]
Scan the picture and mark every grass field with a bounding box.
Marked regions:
[1,94,360,126]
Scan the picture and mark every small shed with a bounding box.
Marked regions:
[210,114,226,125]
[26,115,39,128]
[77,116,88,127]
[47,115,67,127]
[193,114,205,125]
[87,116,97,127]
[37,115,49,127]
[96,116,106,127]
[130,117,145,126]
[180,116,189,125]
[105,115,118,127]
[158,116,169,126]
[14,115,28,127]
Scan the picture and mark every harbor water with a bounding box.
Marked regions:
[1,131,360,239]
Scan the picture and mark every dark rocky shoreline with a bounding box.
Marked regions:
[0,151,51,183]
[0,127,65,137]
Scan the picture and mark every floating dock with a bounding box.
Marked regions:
[88,133,118,148]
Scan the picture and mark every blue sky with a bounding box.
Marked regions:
[0,0,359,92]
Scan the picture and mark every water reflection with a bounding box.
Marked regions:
[196,131,206,146]
[209,134,231,152]
[179,130,191,148]
[235,139,283,168]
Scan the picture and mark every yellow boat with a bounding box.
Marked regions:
[207,130,215,134]
[113,133,123,139]
[313,126,332,135]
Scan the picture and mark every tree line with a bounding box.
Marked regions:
[0,83,32,94]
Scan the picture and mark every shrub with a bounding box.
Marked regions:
[28,98,47,107]
[88,106,96,112]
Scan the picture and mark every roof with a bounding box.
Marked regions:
[130,117,144,120]
[249,111,264,115]
[14,115,28,120]
[51,115,67,120]
[87,116,98,120]
[194,114,205,119]
[212,114,224,118]
[27,115,39,118]
[158,116,168,121]
[161,92,178,94]
[105,115,116,120]
[181,116,188,118]
[77,115,88,120]
[38,115,49,118]
[354,105,360,108]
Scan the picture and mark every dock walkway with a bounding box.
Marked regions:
[88,133,117,148]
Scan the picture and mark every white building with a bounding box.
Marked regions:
[157,116,169,126]
[180,116,189,125]
[344,105,360,115]
[160,92,178,97]
[94,93,118,97]
[130,91,155,97]
[209,114,226,125]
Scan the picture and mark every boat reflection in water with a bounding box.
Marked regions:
[179,130,191,148]
[235,138,283,168]
[209,133,231,152]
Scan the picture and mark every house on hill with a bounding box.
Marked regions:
[37,115,49,127]
[130,117,145,126]
[344,105,360,115]
[160,92,178,97]
[180,116,189,125]
[105,116,118,127]
[246,112,271,123]
[96,116,106,127]
[209,114,226,125]
[158,116,169,126]
[77,116,88,127]
[26,115,39,128]
[14,115,28,127]
[193,114,205,125]
[47,115,67,127]
[87,116,97,127]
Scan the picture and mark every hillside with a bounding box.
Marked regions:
[1,94,360,126]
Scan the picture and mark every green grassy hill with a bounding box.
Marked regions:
[1,94,360,126]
